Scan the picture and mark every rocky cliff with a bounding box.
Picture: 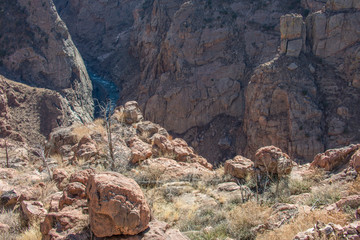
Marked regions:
[52,0,359,164]
[0,0,93,127]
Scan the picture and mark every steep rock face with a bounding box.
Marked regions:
[0,0,93,124]
[305,2,360,150]
[244,56,324,162]
[0,75,87,143]
[130,0,305,163]
[54,0,142,88]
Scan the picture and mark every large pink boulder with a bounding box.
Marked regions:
[254,146,294,175]
[86,172,151,237]
[224,155,254,179]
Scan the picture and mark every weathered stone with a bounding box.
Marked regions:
[127,137,153,164]
[40,206,89,240]
[21,201,47,223]
[224,155,254,179]
[311,144,360,171]
[87,172,151,237]
[124,101,143,124]
[254,146,294,175]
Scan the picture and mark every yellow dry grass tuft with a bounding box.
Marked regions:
[17,224,42,240]
[71,121,106,141]
[256,210,350,240]
[228,201,271,239]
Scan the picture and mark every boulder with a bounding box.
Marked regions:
[59,182,87,209]
[326,0,359,10]
[224,155,254,179]
[311,144,360,171]
[86,172,151,237]
[0,190,19,208]
[40,206,89,240]
[336,195,360,209]
[254,146,294,175]
[21,201,47,223]
[124,101,144,124]
[74,135,98,161]
[127,137,153,164]
[69,169,95,185]
[52,168,69,190]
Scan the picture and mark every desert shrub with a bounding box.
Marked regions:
[179,206,227,232]
[305,183,342,207]
[228,201,271,240]
[256,210,349,240]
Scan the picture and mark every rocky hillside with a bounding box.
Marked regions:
[52,0,360,165]
[1,101,360,240]
[0,0,93,129]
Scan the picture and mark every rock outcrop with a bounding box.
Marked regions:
[311,144,360,171]
[280,14,306,57]
[0,0,93,127]
[87,172,151,237]
[294,221,360,240]
[244,56,324,162]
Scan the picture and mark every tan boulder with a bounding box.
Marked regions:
[254,146,294,175]
[86,172,151,237]
[74,135,98,161]
[127,137,153,164]
[224,155,254,179]
[21,201,47,223]
[124,101,144,124]
[311,144,360,171]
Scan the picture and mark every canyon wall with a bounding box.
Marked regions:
[16,0,360,164]
[0,0,93,131]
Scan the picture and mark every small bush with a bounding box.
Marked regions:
[305,183,342,207]
[228,201,271,240]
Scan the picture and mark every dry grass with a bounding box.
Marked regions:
[37,181,58,206]
[256,210,350,240]
[228,201,271,239]
[71,121,106,141]
[18,224,42,240]
[0,208,23,240]
[348,176,360,195]
[305,183,342,207]
[152,201,180,223]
